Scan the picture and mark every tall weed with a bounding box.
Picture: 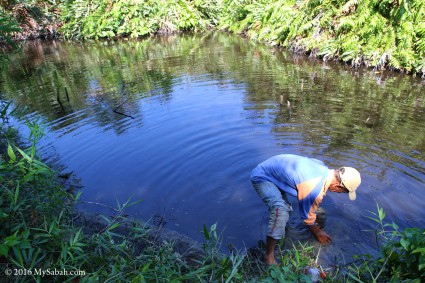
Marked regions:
[347,204,425,282]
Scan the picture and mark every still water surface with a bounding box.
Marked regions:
[2,33,425,265]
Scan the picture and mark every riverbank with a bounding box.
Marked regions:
[1,0,424,77]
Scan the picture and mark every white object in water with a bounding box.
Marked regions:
[305,266,321,283]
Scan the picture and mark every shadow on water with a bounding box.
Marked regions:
[1,32,424,266]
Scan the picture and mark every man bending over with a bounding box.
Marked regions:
[251,154,361,265]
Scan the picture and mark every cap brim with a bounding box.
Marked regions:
[349,191,356,201]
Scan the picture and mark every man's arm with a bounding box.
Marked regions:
[307,224,332,245]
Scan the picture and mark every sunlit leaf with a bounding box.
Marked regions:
[7,144,16,162]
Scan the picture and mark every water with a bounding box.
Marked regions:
[1,33,424,266]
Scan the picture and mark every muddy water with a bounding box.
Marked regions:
[1,33,424,266]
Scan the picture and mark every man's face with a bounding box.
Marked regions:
[328,183,349,193]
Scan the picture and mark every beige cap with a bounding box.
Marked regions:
[339,167,361,201]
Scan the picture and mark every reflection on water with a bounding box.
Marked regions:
[1,33,424,266]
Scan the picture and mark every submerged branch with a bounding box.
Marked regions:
[113,97,135,119]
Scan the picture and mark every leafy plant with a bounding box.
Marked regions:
[0,10,19,47]
[216,0,425,76]
[348,204,425,282]
[60,0,217,40]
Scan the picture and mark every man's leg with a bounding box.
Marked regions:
[265,236,278,265]
[252,181,292,265]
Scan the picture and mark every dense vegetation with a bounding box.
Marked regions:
[60,0,425,76]
[0,0,424,76]
[219,0,425,76]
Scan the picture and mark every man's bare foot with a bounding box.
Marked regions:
[264,255,278,265]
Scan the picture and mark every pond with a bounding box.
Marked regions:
[1,33,425,266]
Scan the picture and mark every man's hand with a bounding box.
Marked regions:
[308,224,332,245]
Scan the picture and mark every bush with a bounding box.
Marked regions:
[348,204,425,282]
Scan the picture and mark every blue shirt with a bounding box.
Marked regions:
[251,154,330,225]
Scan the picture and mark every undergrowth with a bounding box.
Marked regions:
[1,0,424,76]
[218,0,425,77]
[60,0,425,77]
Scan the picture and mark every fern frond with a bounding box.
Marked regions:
[337,17,355,35]
[354,4,372,29]
[340,35,360,62]
[396,21,414,49]
[318,39,338,60]
[412,59,425,77]
[415,37,425,54]
[368,13,387,34]
[388,53,402,70]
[393,49,415,71]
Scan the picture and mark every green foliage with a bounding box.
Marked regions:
[348,204,425,282]
[216,0,425,76]
[382,228,425,280]
[0,10,19,71]
[1,115,80,281]
[265,242,320,283]
[60,0,218,39]
[0,10,19,46]
[3,0,424,76]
